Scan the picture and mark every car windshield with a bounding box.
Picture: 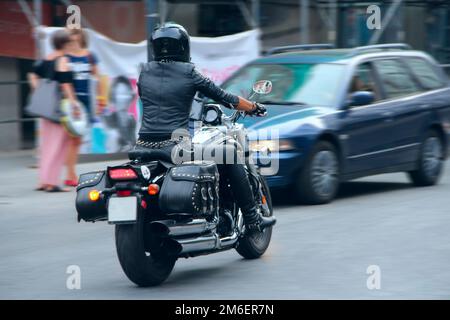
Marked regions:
[221,63,345,108]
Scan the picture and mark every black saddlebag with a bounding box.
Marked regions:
[159,161,219,216]
[76,171,108,222]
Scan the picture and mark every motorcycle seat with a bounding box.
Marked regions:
[128,148,174,163]
[128,146,194,167]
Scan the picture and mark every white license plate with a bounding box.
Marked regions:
[108,196,137,224]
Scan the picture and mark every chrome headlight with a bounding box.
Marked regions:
[203,104,222,126]
[249,139,295,153]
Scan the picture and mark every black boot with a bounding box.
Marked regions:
[242,206,276,232]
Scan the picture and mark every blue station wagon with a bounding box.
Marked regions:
[219,44,450,204]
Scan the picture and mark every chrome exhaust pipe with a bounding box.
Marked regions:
[163,231,240,256]
[163,233,219,256]
[158,212,243,256]
[179,234,219,254]
[218,231,239,249]
[150,219,215,237]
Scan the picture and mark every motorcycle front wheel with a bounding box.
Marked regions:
[115,211,176,287]
[235,176,273,259]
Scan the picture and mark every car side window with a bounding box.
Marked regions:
[348,62,381,108]
[404,58,445,90]
[347,62,380,105]
[372,59,421,99]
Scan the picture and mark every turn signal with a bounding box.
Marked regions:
[89,190,100,202]
[148,184,160,195]
[262,195,267,205]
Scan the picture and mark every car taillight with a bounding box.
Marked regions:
[109,168,138,180]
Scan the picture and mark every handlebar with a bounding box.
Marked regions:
[221,109,243,123]
[204,101,266,127]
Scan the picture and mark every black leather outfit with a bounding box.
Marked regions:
[138,61,238,138]
[135,60,256,213]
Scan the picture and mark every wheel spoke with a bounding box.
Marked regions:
[422,137,442,177]
[311,150,338,197]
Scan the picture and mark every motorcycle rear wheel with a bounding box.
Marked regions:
[235,176,273,259]
[115,212,176,287]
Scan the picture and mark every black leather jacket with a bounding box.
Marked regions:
[138,61,239,139]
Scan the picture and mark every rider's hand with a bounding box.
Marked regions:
[248,103,267,117]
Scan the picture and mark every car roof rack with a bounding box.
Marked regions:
[266,44,335,55]
[350,43,412,56]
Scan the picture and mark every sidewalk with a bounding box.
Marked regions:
[0,150,127,201]
[0,149,128,168]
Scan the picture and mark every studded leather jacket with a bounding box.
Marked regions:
[137,61,239,140]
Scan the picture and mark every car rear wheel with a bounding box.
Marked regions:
[408,130,444,187]
[295,141,340,204]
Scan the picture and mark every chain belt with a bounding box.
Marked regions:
[136,137,186,149]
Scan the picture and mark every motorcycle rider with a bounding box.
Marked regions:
[137,23,276,231]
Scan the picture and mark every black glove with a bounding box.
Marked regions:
[249,103,267,117]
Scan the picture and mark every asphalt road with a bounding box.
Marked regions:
[0,152,449,299]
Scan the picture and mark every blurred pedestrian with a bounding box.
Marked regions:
[64,28,101,187]
[28,29,77,192]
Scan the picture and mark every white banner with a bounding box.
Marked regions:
[38,27,260,154]
[190,30,260,84]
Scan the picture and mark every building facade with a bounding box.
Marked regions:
[0,0,449,151]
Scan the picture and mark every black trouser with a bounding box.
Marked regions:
[216,162,256,213]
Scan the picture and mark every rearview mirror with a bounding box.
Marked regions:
[347,91,374,107]
[253,80,273,95]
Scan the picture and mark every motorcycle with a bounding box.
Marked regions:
[75,81,274,286]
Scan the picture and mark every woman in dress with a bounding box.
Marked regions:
[64,28,100,186]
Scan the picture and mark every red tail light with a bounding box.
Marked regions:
[109,168,137,180]
[117,190,132,197]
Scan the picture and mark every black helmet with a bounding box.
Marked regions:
[150,23,190,62]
